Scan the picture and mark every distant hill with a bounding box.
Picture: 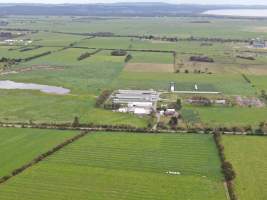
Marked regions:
[0,3,266,16]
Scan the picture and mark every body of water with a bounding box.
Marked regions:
[203,9,267,17]
[0,80,70,95]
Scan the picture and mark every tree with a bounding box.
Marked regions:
[222,161,236,181]
[72,116,80,127]
[176,99,182,110]
[125,54,132,63]
[169,116,178,127]
[259,122,267,134]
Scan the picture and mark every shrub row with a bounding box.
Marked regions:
[86,33,249,43]
[190,56,214,63]
[0,121,266,137]
[19,45,42,52]
[111,49,127,56]
[236,55,255,60]
[241,74,252,84]
[159,123,256,135]
[0,57,22,64]
[213,132,237,200]
[124,54,132,63]
[23,51,51,62]
[77,49,102,61]
[0,131,88,185]
[95,90,112,108]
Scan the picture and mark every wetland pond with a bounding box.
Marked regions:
[0,80,70,95]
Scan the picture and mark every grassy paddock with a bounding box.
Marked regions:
[0,128,77,177]
[0,132,226,200]
[183,105,267,127]
[223,135,267,200]
[112,72,256,95]
[0,90,147,127]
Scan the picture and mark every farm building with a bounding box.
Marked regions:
[113,90,159,104]
[111,89,160,115]
[250,38,267,48]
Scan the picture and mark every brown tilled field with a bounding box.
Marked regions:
[124,63,174,72]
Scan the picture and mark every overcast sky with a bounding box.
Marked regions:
[0,0,267,5]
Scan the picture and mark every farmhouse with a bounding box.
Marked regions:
[250,38,267,48]
[111,89,159,115]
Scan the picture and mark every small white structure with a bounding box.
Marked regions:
[169,82,176,92]
[166,171,181,175]
[214,99,226,105]
[134,108,151,115]
[118,108,128,113]
[164,109,176,116]
[194,84,198,91]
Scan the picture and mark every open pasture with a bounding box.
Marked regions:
[0,47,148,127]
[0,128,77,177]
[20,31,86,46]
[0,15,266,128]
[223,136,267,200]
[183,105,267,127]
[15,48,98,68]
[0,46,58,59]
[4,16,267,39]
[0,90,147,127]
[4,49,125,94]
[249,75,267,92]
[0,132,226,200]
[112,72,256,95]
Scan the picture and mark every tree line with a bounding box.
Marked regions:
[77,49,102,61]
[213,132,237,200]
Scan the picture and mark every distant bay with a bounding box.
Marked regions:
[203,9,267,17]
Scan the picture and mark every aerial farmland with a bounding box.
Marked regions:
[0,2,267,200]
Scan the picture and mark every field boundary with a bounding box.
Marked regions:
[0,131,89,185]
[214,132,238,200]
[51,31,250,43]
[0,122,266,136]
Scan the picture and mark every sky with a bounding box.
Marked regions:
[0,0,267,5]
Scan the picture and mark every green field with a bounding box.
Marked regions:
[223,135,267,200]
[0,46,59,59]
[0,128,77,177]
[0,15,266,128]
[4,16,267,39]
[182,105,267,127]
[112,72,256,95]
[0,132,227,200]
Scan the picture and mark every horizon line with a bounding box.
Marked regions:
[0,2,267,6]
